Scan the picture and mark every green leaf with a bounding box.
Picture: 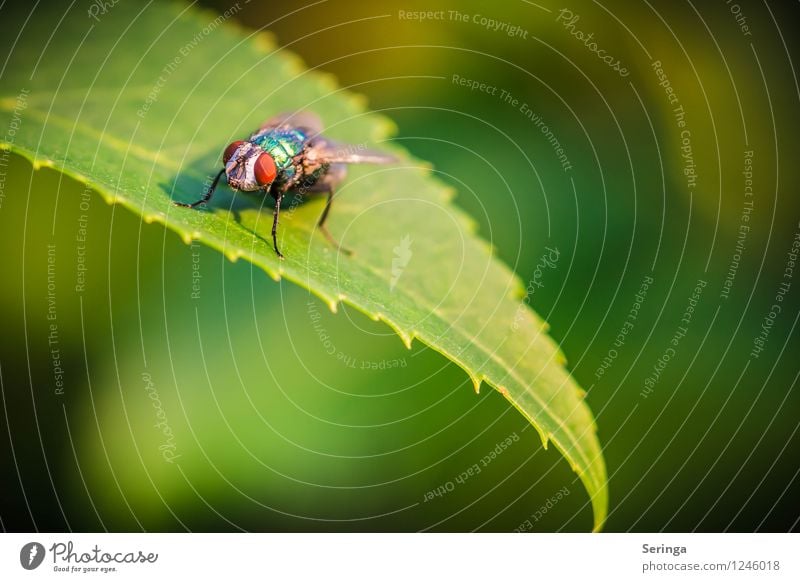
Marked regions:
[0,1,606,529]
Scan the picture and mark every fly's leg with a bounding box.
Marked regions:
[305,163,352,255]
[317,186,353,256]
[174,168,225,208]
[272,192,285,260]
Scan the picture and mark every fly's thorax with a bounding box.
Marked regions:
[253,128,308,170]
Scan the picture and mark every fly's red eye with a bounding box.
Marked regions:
[223,140,245,163]
[254,153,277,186]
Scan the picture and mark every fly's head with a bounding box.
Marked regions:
[222,140,277,192]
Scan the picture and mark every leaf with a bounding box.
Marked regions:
[0,1,607,529]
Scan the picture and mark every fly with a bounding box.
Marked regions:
[175,111,396,259]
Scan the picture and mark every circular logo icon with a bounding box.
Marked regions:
[19,542,45,570]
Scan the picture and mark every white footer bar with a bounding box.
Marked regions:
[1,533,797,581]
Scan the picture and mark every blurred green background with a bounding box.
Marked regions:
[1,0,798,532]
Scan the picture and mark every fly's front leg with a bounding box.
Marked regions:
[174,168,225,208]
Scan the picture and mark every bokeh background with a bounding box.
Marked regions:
[1,0,799,532]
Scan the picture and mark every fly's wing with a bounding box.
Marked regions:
[307,136,397,165]
[255,111,323,136]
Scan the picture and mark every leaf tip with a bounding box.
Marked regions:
[418,160,435,173]
[441,186,457,202]
[394,326,415,349]
[252,31,276,53]
[472,376,483,394]
[348,93,368,111]
[316,72,339,93]
[375,117,398,140]
[355,310,412,348]
[281,51,306,76]
[540,432,550,450]
[225,249,243,262]
[32,158,54,170]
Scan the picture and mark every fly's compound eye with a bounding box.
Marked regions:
[254,153,277,186]
[223,140,246,164]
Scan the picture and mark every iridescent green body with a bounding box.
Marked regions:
[250,127,319,189]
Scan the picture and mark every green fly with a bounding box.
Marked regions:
[175,111,396,259]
